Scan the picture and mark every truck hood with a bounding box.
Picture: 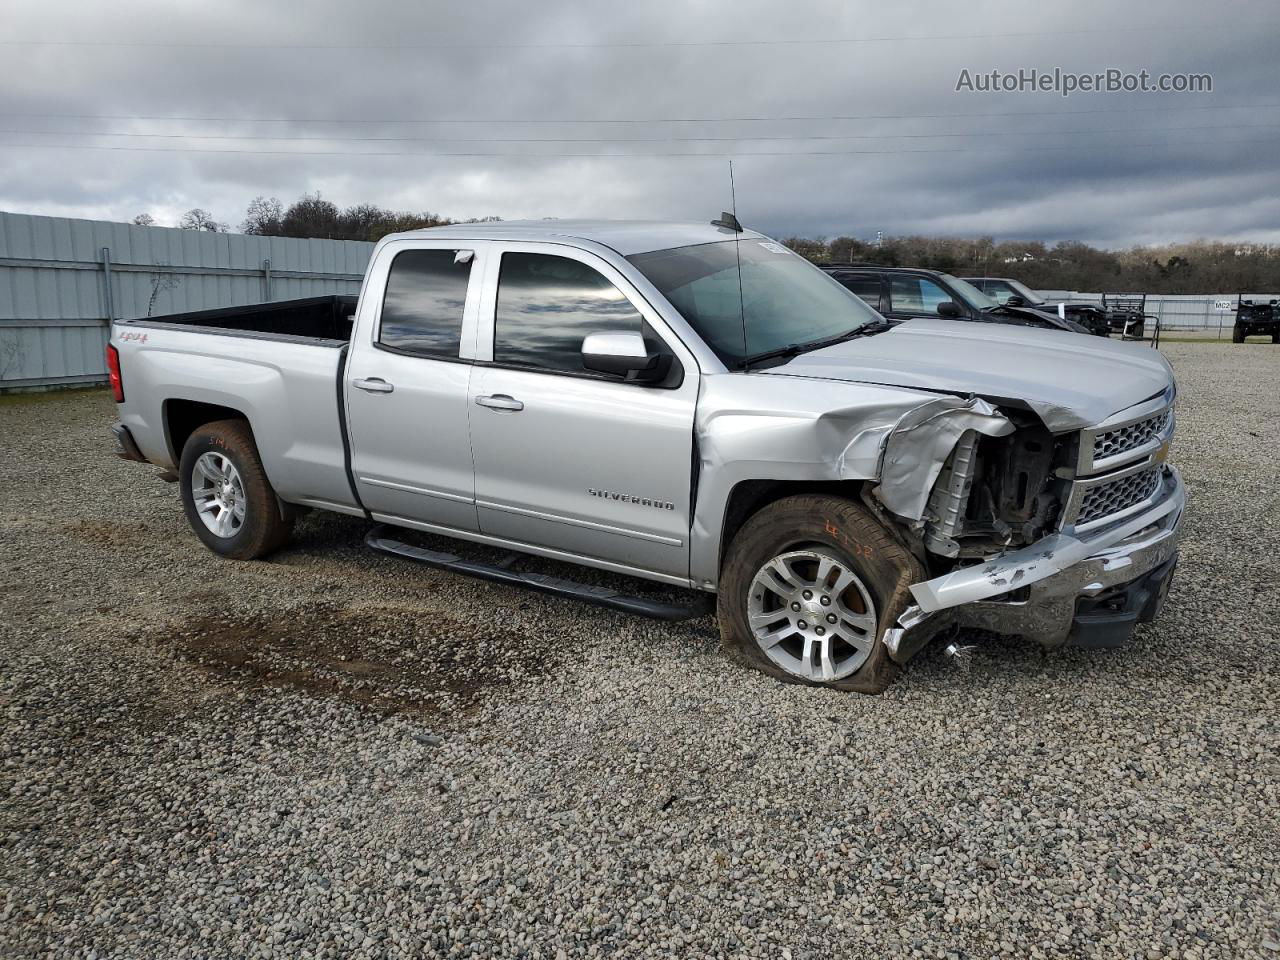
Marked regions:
[762,317,1174,431]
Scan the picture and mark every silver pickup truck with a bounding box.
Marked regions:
[108,219,1184,693]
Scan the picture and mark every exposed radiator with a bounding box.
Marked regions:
[924,430,979,558]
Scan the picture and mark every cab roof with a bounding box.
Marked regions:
[395,219,765,257]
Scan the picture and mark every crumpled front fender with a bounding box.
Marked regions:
[873,396,1013,521]
[689,374,1013,588]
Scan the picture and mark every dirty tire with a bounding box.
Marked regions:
[718,494,926,694]
[179,419,293,560]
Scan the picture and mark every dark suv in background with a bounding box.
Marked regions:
[819,265,1091,334]
[1233,295,1279,343]
[962,277,1111,337]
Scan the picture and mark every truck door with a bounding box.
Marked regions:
[345,240,487,532]
[466,244,699,581]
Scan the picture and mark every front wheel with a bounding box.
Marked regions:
[1233,326,1245,343]
[179,419,293,560]
[718,495,925,694]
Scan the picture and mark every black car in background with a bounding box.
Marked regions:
[1233,295,1279,343]
[819,265,1091,334]
[962,276,1111,337]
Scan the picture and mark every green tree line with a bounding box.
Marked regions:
[239,194,500,243]
[142,197,1280,294]
[140,194,501,243]
[782,235,1280,294]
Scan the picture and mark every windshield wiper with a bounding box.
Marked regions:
[740,318,894,369]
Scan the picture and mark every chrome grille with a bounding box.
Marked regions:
[1093,410,1170,463]
[1076,466,1162,527]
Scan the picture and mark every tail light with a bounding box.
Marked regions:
[106,344,124,402]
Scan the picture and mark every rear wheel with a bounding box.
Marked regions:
[179,419,293,560]
[718,495,924,694]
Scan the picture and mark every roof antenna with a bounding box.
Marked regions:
[711,161,748,366]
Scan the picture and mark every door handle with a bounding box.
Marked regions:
[353,377,394,394]
[474,394,524,412]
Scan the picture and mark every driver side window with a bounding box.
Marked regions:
[888,276,952,315]
[494,252,659,376]
[985,281,1015,305]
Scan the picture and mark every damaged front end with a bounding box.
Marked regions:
[694,373,1184,665]
[879,388,1183,663]
[874,400,1074,564]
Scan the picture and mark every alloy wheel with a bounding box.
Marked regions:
[746,547,878,682]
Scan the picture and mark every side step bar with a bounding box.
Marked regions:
[364,525,714,622]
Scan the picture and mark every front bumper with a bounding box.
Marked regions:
[886,465,1184,662]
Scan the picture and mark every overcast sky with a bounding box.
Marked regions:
[2,0,1278,247]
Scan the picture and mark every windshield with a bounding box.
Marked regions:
[628,239,881,365]
[940,274,1000,311]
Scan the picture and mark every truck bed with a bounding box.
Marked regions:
[133,295,357,343]
[112,295,362,516]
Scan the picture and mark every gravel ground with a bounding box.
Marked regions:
[1,341,1277,959]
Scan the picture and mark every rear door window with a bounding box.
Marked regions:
[378,249,473,358]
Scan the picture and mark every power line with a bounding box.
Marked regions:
[0,23,1253,50]
[1,101,1271,128]
[2,135,1276,160]
[0,121,1272,145]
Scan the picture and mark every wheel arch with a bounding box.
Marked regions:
[164,398,251,464]
[718,479,865,577]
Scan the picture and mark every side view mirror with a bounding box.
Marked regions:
[582,331,670,383]
[936,300,963,318]
[1004,294,1026,307]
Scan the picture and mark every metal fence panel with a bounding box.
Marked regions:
[0,211,373,389]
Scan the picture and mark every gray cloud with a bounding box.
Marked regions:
[1,0,1277,247]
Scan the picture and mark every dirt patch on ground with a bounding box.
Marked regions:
[163,603,549,717]
[64,518,158,548]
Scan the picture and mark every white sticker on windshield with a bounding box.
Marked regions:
[758,241,790,255]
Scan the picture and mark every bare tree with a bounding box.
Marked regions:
[241,196,285,235]
[132,213,156,227]
[0,334,25,382]
[179,208,227,232]
[280,192,342,238]
[146,267,182,317]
